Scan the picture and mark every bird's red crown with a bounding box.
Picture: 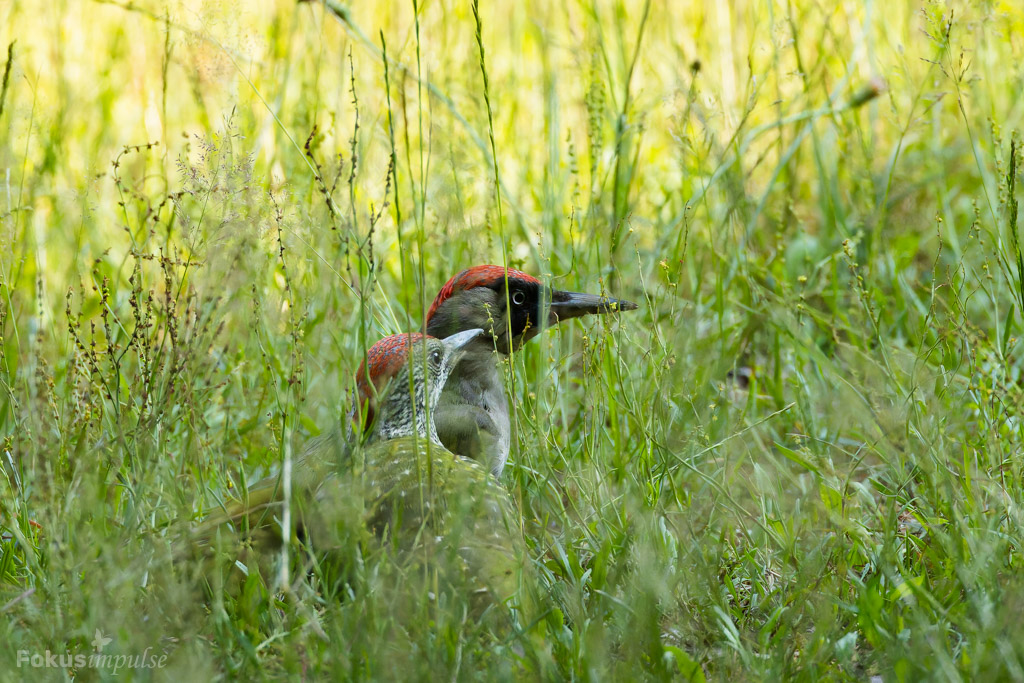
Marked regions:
[355,333,424,406]
[426,265,541,321]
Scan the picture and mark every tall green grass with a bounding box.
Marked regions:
[2,0,1024,678]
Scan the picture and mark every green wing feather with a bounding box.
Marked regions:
[189,432,529,612]
[355,437,526,607]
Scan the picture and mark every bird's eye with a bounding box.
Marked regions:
[512,290,526,306]
[430,349,442,364]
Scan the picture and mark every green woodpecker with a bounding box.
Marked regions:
[424,265,638,477]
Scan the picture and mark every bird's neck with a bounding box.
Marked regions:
[374,392,443,447]
[412,404,444,447]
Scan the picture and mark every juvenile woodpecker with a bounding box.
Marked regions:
[195,329,528,608]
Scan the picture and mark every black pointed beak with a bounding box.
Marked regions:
[546,289,639,326]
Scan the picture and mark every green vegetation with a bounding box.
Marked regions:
[3,0,1024,679]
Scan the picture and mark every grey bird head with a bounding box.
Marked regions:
[425,265,638,354]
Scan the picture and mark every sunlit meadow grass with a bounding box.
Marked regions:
[2,0,1024,679]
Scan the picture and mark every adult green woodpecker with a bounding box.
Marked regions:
[424,265,638,478]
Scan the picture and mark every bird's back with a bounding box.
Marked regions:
[348,436,525,607]
[193,431,526,610]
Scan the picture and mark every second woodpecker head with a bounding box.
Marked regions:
[353,329,484,442]
[425,265,638,354]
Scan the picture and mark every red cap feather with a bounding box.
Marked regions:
[354,333,424,428]
[426,265,541,321]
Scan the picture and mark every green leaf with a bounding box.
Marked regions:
[663,646,706,682]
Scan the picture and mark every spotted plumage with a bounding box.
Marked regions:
[190,328,530,610]
[352,332,450,443]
